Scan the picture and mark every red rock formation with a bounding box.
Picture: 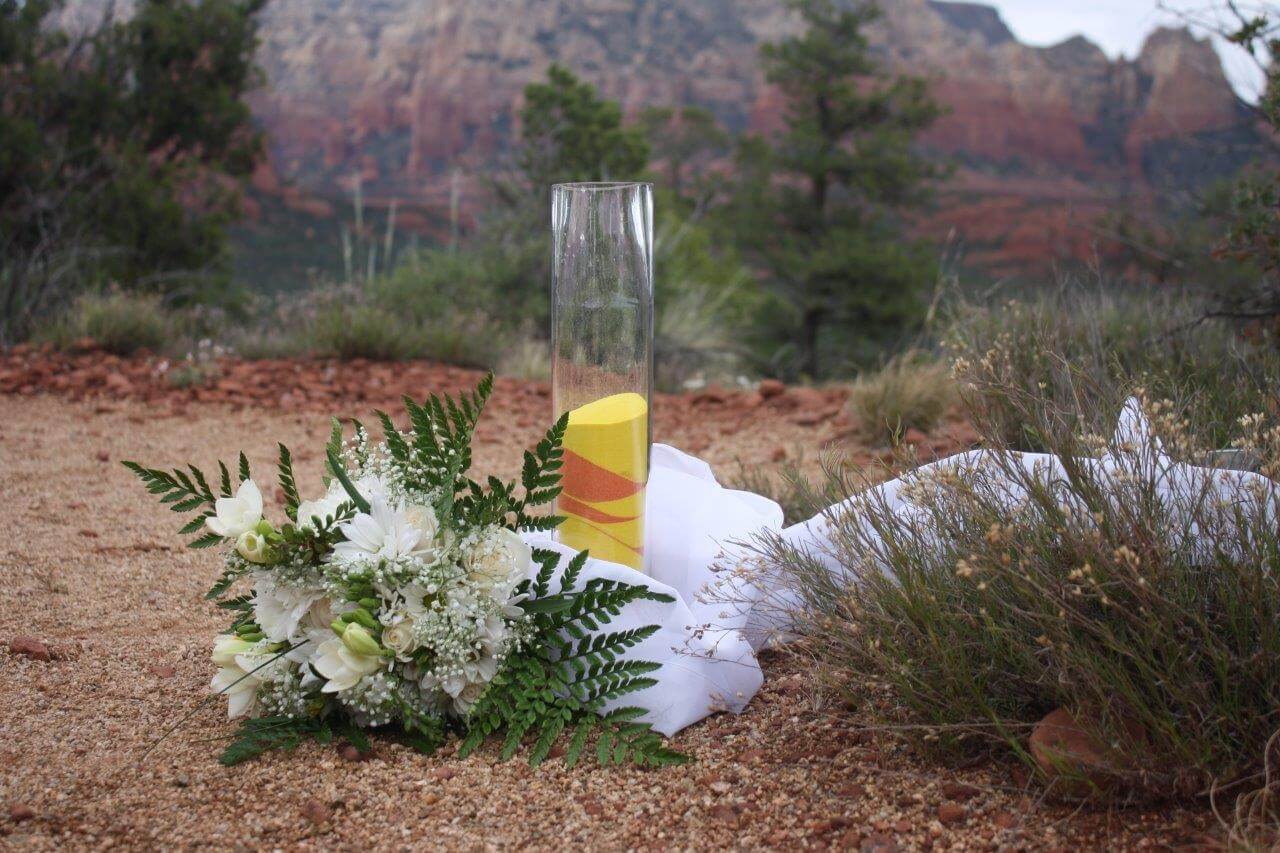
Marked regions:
[61,0,1270,275]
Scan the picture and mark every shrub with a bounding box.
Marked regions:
[495,332,551,382]
[945,285,1280,451]
[306,303,419,361]
[742,380,1280,803]
[725,454,809,528]
[846,352,957,445]
[36,290,172,355]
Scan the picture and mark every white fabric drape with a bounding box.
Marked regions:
[522,400,1278,736]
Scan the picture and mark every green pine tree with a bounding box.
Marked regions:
[732,0,945,378]
[0,0,266,339]
[517,63,650,193]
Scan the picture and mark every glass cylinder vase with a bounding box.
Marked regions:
[551,181,654,573]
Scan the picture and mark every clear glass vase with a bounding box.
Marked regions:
[551,182,654,573]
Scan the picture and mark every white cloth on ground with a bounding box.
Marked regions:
[523,400,1278,736]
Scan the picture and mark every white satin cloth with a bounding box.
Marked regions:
[523,400,1278,736]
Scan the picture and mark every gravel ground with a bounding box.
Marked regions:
[0,389,1216,850]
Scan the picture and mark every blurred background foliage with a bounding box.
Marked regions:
[2,0,1279,391]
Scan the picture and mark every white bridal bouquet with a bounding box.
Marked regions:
[126,375,686,768]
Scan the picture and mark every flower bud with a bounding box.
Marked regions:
[340,623,381,657]
[235,530,277,564]
[212,634,255,666]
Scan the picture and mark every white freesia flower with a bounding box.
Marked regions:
[332,497,435,563]
[464,527,532,589]
[235,529,275,564]
[209,634,285,719]
[252,572,325,643]
[206,479,263,539]
[211,634,256,667]
[312,635,385,693]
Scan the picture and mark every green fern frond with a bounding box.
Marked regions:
[277,444,300,521]
[219,716,331,766]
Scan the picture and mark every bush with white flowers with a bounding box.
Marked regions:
[126,375,686,768]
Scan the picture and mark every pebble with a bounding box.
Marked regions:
[301,799,331,825]
[8,636,52,662]
[937,803,966,826]
[942,782,979,801]
[9,804,35,822]
[758,379,786,399]
[709,804,738,825]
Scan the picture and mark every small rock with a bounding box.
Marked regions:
[581,797,603,817]
[301,799,331,824]
[993,811,1017,829]
[709,804,738,825]
[810,818,842,835]
[936,803,966,826]
[8,636,52,661]
[837,783,865,800]
[95,450,110,462]
[861,833,898,852]
[172,774,189,788]
[894,819,912,834]
[710,781,732,795]
[941,781,978,801]
[547,743,567,760]
[430,766,455,780]
[691,387,728,406]
[1028,707,1139,797]
[9,804,35,822]
[758,378,786,399]
[338,742,365,762]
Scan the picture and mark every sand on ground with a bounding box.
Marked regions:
[0,391,1212,850]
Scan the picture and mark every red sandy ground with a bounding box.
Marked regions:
[0,348,1218,850]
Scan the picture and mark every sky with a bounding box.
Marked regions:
[986,0,1269,100]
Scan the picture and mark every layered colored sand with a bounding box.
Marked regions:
[557,392,648,570]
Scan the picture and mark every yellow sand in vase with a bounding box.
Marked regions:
[557,392,648,571]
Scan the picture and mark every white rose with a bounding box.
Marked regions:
[311,636,384,693]
[403,503,438,542]
[450,682,487,716]
[206,479,264,539]
[464,527,532,589]
[380,613,417,659]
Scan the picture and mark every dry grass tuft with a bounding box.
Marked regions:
[846,352,957,444]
